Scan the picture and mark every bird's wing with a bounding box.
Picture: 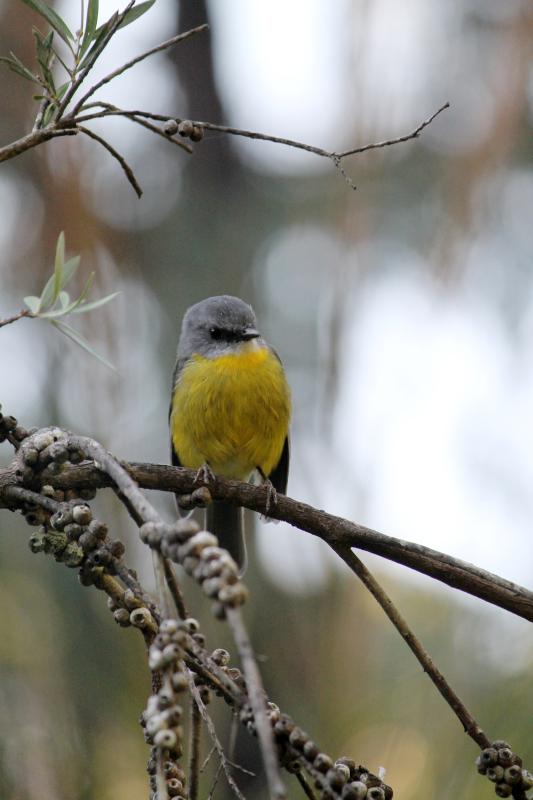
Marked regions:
[267,435,290,494]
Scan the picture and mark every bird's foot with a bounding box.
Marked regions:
[262,477,278,514]
[194,462,216,486]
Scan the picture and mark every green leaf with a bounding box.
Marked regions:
[92,0,156,41]
[0,55,39,84]
[50,319,116,371]
[58,291,70,309]
[70,271,95,309]
[79,0,99,58]
[20,0,74,45]
[79,11,117,69]
[116,0,156,30]
[24,296,41,313]
[72,291,120,314]
[52,230,65,302]
[60,255,81,289]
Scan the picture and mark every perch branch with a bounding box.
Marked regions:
[47,461,533,624]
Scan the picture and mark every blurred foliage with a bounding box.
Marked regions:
[1,1,532,799]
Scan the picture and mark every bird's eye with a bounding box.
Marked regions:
[209,327,224,340]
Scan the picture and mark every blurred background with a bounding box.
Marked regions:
[1,0,532,798]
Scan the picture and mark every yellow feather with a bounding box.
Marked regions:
[170,344,290,480]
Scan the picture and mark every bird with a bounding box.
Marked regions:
[169,295,291,568]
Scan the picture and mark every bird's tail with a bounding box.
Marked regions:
[206,501,246,571]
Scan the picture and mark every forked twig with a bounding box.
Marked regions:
[334,545,490,749]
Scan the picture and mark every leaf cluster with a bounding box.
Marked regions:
[23,232,118,369]
[1,0,155,125]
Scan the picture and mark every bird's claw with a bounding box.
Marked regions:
[194,462,216,485]
[263,478,278,514]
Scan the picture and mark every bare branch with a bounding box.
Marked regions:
[188,692,202,800]
[226,608,286,800]
[188,674,248,800]
[77,124,143,197]
[70,24,209,117]
[334,545,490,749]
[0,309,33,328]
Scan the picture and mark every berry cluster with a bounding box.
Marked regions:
[163,119,204,142]
[140,519,248,619]
[476,741,533,798]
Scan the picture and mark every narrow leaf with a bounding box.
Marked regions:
[50,319,116,371]
[79,12,117,69]
[38,274,57,311]
[0,55,39,84]
[60,255,81,290]
[24,296,41,313]
[20,0,74,44]
[116,0,156,30]
[59,291,70,309]
[53,231,65,302]
[72,291,119,313]
[80,0,99,58]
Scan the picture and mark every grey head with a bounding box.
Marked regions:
[177,295,262,359]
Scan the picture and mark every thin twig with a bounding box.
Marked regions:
[188,694,202,800]
[55,2,135,120]
[163,557,188,619]
[77,124,142,197]
[296,771,319,800]
[200,745,216,774]
[208,761,223,800]
[226,608,286,800]
[334,545,491,749]
[152,550,173,618]
[50,461,533,624]
[69,24,209,117]
[188,673,248,800]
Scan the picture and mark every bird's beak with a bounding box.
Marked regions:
[241,327,260,341]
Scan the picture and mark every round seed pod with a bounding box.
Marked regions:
[178,120,194,137]
[113,608,131,626]
[211,648,230,666]
[177,493,193,510]
[32,431,54,451]
[202,577,224,598]
[42,485,55,497]
[160,619,178,635]
[481,748,499,766]
[335,763,352,782]
[185,618,199,633]
[72,504,92,525]
[492,740,511,750]
[190,125,204,142]
[487,766,504,782]
[146,715,165,735]
[78,531,98,552]
[289,727,308,750]
[109,539,125,558]
[303,740,320,761]
[88,519,108,539]
[182,556,199,575]
[50,508,73,531]
[163,120,179,136]
[79,487,97,500]
[131,607,154,629]
[521,770,533,789]
[22,446,39,465]
[163,761,179,778]
[178,532,218,560]
[475,756,487,775]
[171,672,188,693]
[49,441,69,463]
[161,644,181,665]
[90,548,112,567]
[367,788,385,800]
[503,765,522,785]
[327,768,347,790]
[153,729,177,749]
[497,748,513,767]
[211,601,226,620]
[14,425,28,441]
[148,649,164,671]
[343,782,367,799]
[167,778,184,797]
[64,523,83,541]
[494,784,512,798]
[314,753,333,773]
[191,486,211,507]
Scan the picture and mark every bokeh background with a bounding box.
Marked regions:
[1,0,532,798]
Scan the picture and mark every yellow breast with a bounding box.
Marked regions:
[170,344,291,480]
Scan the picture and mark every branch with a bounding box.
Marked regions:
[69,24,209,116]
[48,461,533,624]
[77,125,142,197]
[0,309,33,328]
[188,674,248,800]
[334,545,490,749]
[226,608,287,800]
